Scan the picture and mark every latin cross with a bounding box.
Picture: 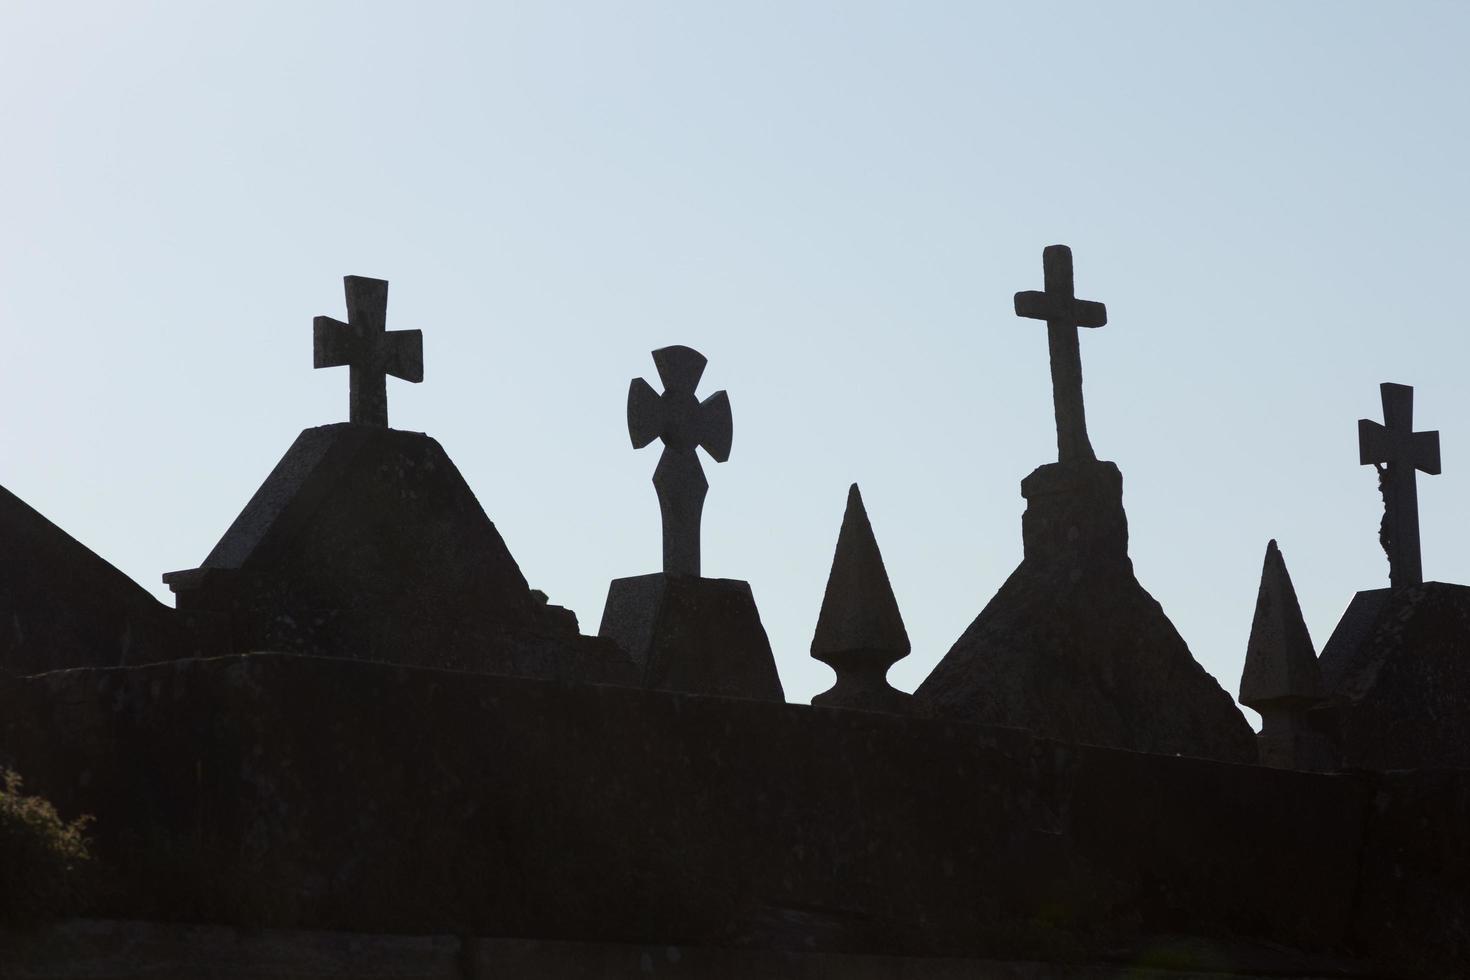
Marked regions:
[1360,382,1440,588]
[1014,245,1108,464]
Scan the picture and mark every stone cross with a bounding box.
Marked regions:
[313,276,423,427]
[1359,382,1440,588]
[1014,245,1108,464]
[627,346,733,577]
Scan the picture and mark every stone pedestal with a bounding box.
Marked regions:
[162,423,629,682]
[810,655,911,713]
[1019,460,1130,570]
[915,460,1257,763]
[599,573,784,701]
[1319,582,1470,770]
[1256,707,1338,771]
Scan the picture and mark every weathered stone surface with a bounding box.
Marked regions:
[313,275,424,428]
[1239,541,1332,770]
[1013,244,1107,465]
[810,484,910,712]
[915,461,1257,764]
[0,483,184,674]
[1240,541,1322,709]
[2,654,1420,966]
[1,920,460,979]
[1351,769,1470,976]
[0,919,1388,979]
[599,573,783,700]
[1318,581,1470,769]
[164,423,630,681]
[626,346,733,578]
[1357,382,1440,589]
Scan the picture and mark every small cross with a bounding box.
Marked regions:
[627,346,733,577]
[1359,382,1441,588]
[313,276,423,427]
[1014,245,1108,464]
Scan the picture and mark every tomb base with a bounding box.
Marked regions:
[598,573,784,701]
[1319,582,1470,769]
[915,459,1258,763]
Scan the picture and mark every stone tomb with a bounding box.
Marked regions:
[0,483,184,674]
[1316,582,1470,770]
[915,246,1256,763]
[164,276,629,682]
[598,346,783,701]
[1299,382,1468,770]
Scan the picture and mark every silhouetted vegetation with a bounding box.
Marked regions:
[0,769,92,922]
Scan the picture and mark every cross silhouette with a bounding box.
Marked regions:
[627,346,733,577]
[1359,382,1441,588]
[1014,245,1108,464]
[313,276,423,427]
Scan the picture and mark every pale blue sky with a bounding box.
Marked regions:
[3,3,1467,717]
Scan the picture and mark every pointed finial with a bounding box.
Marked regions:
[1240,540,1323,710]
[810,484,911,712]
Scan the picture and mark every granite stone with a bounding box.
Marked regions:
[626,346,733,578]
[1357,382,1439,589]
[1238,541,1331,770]
[809,484,910,712]
[313,276,423,428]
[1013,245,1107,465]
[3,653,1461,973]
[164,423,630,681]
[599,573,783,701]
[0,483,184,674]
[914,460,1257,764]
[1317,581,1470,770]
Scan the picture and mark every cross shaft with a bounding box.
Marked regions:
[313,276,424,427]
[1359,382,1440,588]
[1014,245,1107,464]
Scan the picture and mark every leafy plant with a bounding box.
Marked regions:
[0,769,92,922]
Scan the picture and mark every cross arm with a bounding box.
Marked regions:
[1414,430,1441,475]
[383,329,424,383]
[697,390,733,462]
[313,316,355,369]
[1013,292,1107,328]
[627,377,664,449]
[1358,418,1390,466]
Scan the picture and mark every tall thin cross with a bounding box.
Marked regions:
[627,346,733,577]
[1359,382,1441,588]
[1014,245,1108,464]
[313,276,423,427]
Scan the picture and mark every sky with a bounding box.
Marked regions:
[2,3,1468,720]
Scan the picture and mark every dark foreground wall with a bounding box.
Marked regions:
[0,655,1464,976]
[0,920,1378,979]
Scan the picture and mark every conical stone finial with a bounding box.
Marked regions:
[810,484,911,712]
[1240,540,1324,711]
[1239,540,1336,769]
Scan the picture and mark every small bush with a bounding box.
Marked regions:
[0,769,92,922]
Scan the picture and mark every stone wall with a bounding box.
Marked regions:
[0,920,1376,979]
[0,654,1464,975]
